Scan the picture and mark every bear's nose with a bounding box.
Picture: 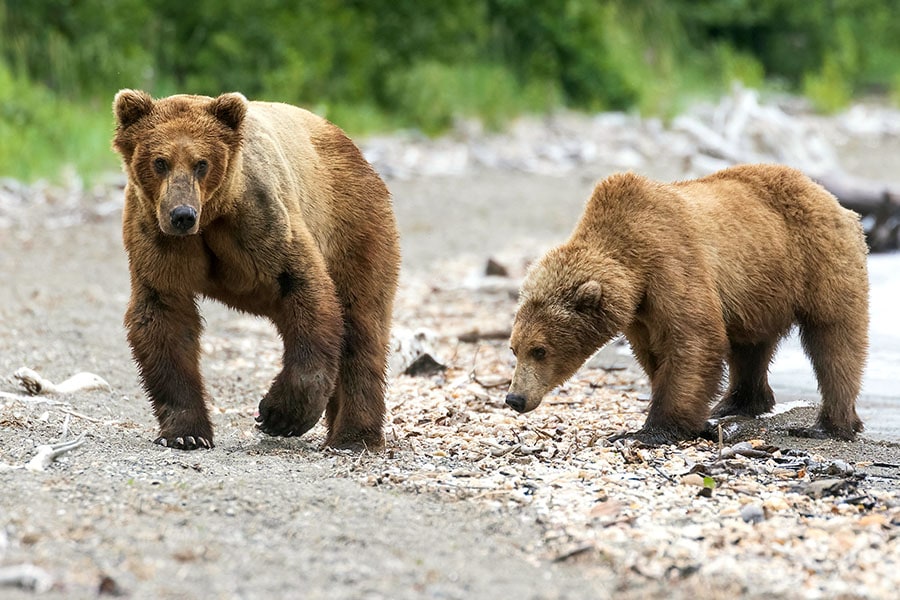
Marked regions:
[170,205,197,232]
[505,393,527,413]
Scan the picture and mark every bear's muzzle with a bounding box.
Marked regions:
[505,393,527,413]
[170,205,198,234]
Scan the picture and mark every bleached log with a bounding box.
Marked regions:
[14,367,111,395]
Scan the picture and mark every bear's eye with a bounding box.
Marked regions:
[153,158,168,175]
[530,347,547,361]
[195,159,209,178]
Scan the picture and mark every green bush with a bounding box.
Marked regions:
[804,55,853,114]
[3,0,900,180]
[385,61,560,134]
[0,62,117,182]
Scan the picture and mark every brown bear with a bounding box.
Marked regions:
[506,164,869,444]
[112,90,400,451]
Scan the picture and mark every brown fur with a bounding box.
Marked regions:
[112,90,400,451]
[507,164,869,444]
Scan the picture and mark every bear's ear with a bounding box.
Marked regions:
[573,280,603,313]
[113,89,154,129]
[208,93,248,132]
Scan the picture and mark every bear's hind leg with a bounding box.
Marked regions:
[711,341,778,419]
[324,312,390,451]
[256,270,343,439]
[793,318,866,440]
[126,285,213,450]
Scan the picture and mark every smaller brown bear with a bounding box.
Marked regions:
[112,90,400,451]
[506,164,869,444]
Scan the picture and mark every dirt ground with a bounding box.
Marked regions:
[1,162,898,599]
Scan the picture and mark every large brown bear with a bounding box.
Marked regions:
[112,90,400,451]
[506,164,869,444]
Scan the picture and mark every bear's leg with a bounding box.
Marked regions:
[710,341,778,418]
[125,284,213,450]
[256,271,343,439]
[625,322,658,380]
[611,342,724,445]
[323,311,390,451]
[793,319,865,440]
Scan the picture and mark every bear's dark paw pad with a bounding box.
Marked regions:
[154,435,214,450]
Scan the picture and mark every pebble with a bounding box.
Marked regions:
[740,504,766,524]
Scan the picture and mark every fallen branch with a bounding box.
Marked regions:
[26,434,87,472]
[14,367,111,395]
[0,564,53,593]
[457,329,511,343]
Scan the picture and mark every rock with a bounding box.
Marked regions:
[680,473,705,487]
[763,496,790,512]
[804,478,851,499]
[484,258,509,277]
[824,460,854,477]
[740,504,766,524]
[403,353,447,377]
[388,327,444,377]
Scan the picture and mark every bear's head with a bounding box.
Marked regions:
[112,89,248,236]
[506,245,640,414]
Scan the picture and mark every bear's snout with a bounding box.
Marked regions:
[505,393,527,413]
[170,205,198,234]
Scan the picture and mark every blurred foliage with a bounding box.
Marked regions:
[2,0,900,180]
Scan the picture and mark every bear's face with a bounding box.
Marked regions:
[112,90,248,236]
[506,248,639,413]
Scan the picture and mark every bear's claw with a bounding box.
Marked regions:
[154,435,213,450]
[254,412,306,438]
[255,389,323,439]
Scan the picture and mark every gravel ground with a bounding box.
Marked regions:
[2,100,900,598]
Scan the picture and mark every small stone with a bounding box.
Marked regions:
[763,496,790,512]
[403,353,447,377]
[858,514,888,527]
[825,460,854,477]
[680,473,705,487]
[484,258,509,277]
[740,504,766,524]
[804,478,848,498]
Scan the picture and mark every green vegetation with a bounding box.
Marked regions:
[2,0,900,181]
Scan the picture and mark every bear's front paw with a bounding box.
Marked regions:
[609,425,696,446]
[256,383,326,439]
[154,434,214,450]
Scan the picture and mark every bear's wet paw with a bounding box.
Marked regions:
[154,434,214,450]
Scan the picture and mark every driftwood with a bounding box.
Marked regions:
[815,174,900,251]
[14,367,111,395]
[677,86,900,251]
[0,564,53,593]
